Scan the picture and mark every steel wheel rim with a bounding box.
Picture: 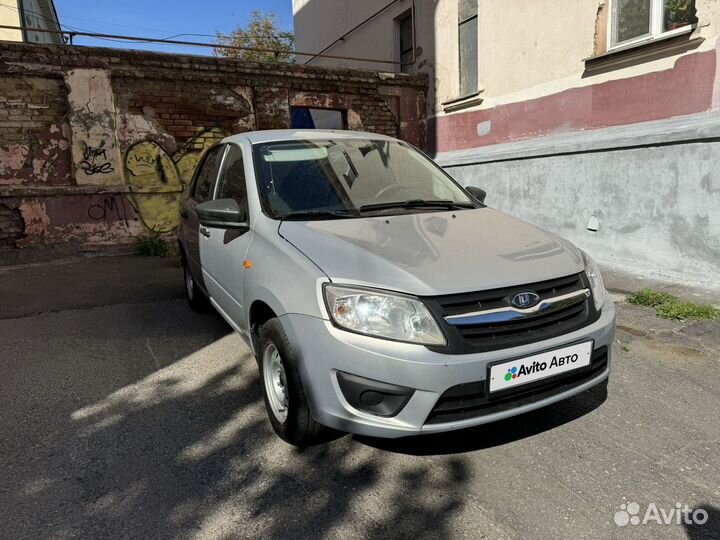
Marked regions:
[263,343,289,423]
[184,266,194,301]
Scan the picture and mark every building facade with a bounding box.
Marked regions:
[293,0,720,284]
[0,0,62,44]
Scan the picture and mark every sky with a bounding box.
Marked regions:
[54,0,294,56]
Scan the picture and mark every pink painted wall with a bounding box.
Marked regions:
[429,50,717,153]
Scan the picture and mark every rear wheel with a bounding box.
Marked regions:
[258,318,328,446]
[183,258,209,312]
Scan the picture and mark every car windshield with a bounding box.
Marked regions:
[252,138,476,219]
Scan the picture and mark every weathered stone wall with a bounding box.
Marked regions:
[0,42,427,262]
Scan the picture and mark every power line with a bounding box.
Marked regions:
[0,4,87,35]
[52,12,293,39]
[0,4,292,42]
[0,24,401,65]
[303,0,402,64]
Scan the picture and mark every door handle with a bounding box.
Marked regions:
[199,226,211,238]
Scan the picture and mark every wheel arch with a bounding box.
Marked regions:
[249,297,280,353]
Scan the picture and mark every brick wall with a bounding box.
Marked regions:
[0,42,427,262]
[0,75,73,186]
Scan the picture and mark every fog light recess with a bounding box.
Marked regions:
[336,372,414,417]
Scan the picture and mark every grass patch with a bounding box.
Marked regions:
[135,229,169,257]
[626,288,675,308]
[627,288,720,321]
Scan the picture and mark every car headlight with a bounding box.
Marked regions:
[323,285,446,346]
[583,252,606,311]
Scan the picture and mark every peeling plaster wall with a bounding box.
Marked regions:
[0,76,72,186]
[65,69,123,186]
[0,42,427,262]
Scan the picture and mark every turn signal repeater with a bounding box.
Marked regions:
[243,259,252,270]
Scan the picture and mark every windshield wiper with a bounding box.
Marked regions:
[275,208,360,220]
[360,199,476,213]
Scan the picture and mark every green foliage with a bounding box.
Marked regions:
[665,0,693,12]
[214,10,294,63]
[664,0,697,26]
[135,229,169,257]
[627,288,675,308]
[627,288,720,321]
[655,300,720,321]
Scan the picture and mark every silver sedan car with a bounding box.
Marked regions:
[177,129,615,446]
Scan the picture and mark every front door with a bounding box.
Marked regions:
[199,143,253,334]
[181,145,226,290]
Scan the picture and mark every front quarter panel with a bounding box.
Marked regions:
[228,135,328,324]
[242,202,329,323]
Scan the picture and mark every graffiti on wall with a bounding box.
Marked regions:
[123,128,226,232]
[79,140,115,176]
[65,69,123,186]
[87,196,129,227]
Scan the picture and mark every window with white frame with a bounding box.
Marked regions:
[611,0,697,48]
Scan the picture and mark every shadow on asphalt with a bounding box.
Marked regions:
[357,381,608,456]
[9,305,470,539]
[6,293,609,539]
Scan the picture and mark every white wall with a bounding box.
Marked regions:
[293,0,406,71]
[294,0,720,115]
[0,0,22,42]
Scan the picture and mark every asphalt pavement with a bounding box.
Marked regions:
[1,255,718,540]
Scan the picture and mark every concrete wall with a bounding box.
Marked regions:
[0,42,427,262]
[439,113,720,285]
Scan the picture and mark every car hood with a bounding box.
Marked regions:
[278,208,584,296]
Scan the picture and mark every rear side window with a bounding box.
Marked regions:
[192,146,225,202]
[215,144,249,221]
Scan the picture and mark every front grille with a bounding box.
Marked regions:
[425,346,608,424]
[423,273,600,354]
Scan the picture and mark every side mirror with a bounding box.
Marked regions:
[195,198,249,230]
[465,186,487,205]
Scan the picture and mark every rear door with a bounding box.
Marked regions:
[180,145,226,289]
[200,143,253,332]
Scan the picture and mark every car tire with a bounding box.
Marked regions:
[183,258,209,312]
[258,318,328,446]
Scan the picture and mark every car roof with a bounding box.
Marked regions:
[222,129,399,145]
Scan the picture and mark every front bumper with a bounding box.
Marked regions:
[279,295,616,438]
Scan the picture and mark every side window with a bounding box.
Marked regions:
[192,145,225,203]
[215,144,249,221]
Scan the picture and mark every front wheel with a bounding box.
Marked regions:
[258,319,329,446]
